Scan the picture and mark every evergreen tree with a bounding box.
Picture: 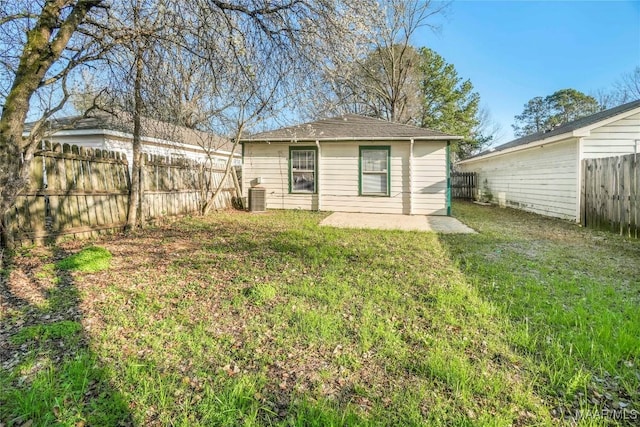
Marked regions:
[317,45,490,158]
[417,47,481,158]
[512,96,550,136]
[546,89,600,127]
[512,89,600,137]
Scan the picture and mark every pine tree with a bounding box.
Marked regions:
[512,89,600,137]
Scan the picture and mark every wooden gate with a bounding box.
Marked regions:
[451,172,477,200]
[581,154,639,238]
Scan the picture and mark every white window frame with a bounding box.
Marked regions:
[290,147,317,194]
[359,146,390,197]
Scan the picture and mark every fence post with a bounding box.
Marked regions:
[629,154,640,238]
[580,159,586,226]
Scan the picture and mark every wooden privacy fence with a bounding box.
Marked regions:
[141,154,234,220]
[581,154,639,238]
[4,143,130,245]
[3,142,236,246]
[451,172,477,200]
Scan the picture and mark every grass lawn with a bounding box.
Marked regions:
[0,202,638,426]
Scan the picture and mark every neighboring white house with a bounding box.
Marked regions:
[457,99,640,221]
[240,115,461,215]
[26,112,240,169]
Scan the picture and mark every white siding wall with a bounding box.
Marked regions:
[582,112,640,159]
[243,143,318,210]
[48,134,106,148]
[458,139,578,220]
[243,140,448,214]
[104,137,226,167]
[413,142,447,215]
[48,134,235,169]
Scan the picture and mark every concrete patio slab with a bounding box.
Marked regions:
[319,212,476,233]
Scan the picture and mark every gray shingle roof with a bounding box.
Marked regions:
[25,111,234,152]
[241,114,461,142]
[468,99,640,160]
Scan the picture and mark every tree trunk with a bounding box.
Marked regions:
[201,132,242,216]
[0,93,35,246]
[0,0,101,245]
[126,45,144,230]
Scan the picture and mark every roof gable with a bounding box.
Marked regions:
[242,114,461,142]
[466,99,640,161]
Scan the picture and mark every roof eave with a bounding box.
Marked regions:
[23,128,239,157]
[458,131,575,164]
[240,135,462,143]
[575,104,640,134]
[460,103,640,164]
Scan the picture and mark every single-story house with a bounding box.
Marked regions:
[26,111,240,169]
[457,99,640,221]
[240,115,461,215]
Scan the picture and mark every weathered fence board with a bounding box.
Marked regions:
[582,154,639,238]
[140,154,234,221]
[451,172,477,200]
[3,143,237,246]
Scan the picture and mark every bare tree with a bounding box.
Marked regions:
[591,88,620,110]
[87,0,190,229]
[591,67,640,110]
[360,1,448,123]
[307,0,449,123]
[614,66,640,104]
[196,53,293,215]
[65,0,391,221]
[462,105,502,158]
[143,49,216,130]
[168,0,383,214]
[0,0,105,245]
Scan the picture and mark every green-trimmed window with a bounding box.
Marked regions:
[359,146,390,196]
[290,147,317,193]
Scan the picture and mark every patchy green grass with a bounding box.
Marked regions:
[0,350,130,426]
[56,246,112,273]
[0,244,130,426]
[10,321,82,345]
[245,283,278,305]
[441,202,640,424]
[1,205,638,426]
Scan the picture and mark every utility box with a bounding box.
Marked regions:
[248,187,266,212]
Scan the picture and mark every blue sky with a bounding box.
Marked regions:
[414,0,640,144]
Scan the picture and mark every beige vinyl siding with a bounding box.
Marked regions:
[413,142,447,215]
[582,112,640,159]
[321,142,408,214]
[242,143,318,210]
[459,138,578,220]
[243,140,448,214]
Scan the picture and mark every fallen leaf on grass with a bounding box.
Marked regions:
[222,364,240,376]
